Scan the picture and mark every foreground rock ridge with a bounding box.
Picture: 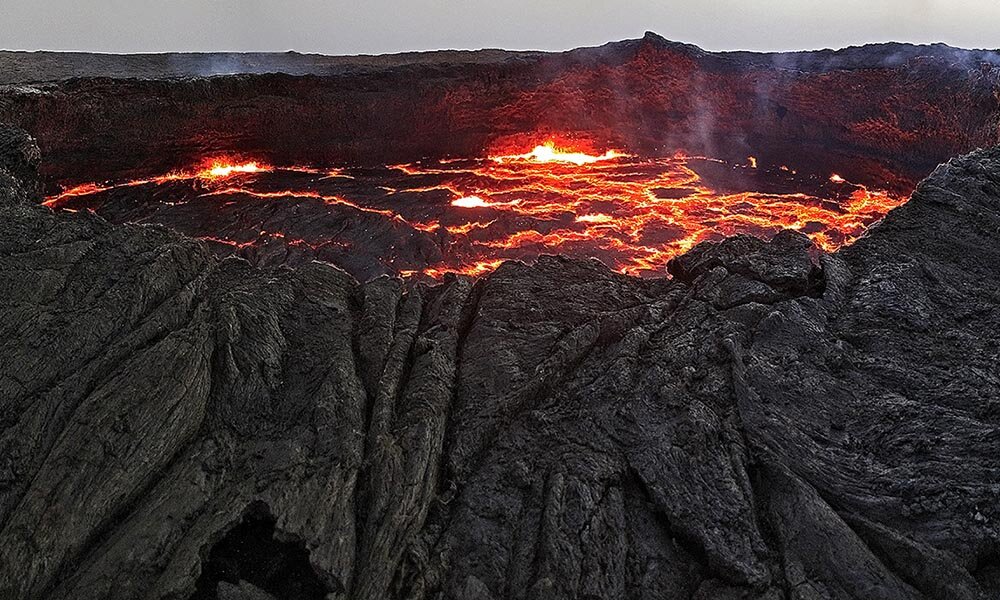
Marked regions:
[0,124,998,599]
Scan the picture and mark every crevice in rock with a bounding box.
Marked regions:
[437,275,487,491]
[745,461,793,598]
[189,502,331,600]
[972,545,1000,592]
[623,467,712,580]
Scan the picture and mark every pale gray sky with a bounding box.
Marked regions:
[5,0,1000,54]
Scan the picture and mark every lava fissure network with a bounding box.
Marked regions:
[44,141,907,280]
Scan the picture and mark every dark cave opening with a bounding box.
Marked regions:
[190,503,329,600]
[973,547,1000,591]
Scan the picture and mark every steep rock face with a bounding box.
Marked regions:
[2,34,999,189]
[0,126,998,599]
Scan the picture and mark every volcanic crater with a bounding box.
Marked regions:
[2,32,1000,600]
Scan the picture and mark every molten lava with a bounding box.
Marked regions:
[202,161,268,179]
[492,141,626,166]
[44,143,908,280]
[452,196,491,208]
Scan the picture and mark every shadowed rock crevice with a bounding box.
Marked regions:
[973,550,1000,592]
[191,502,331,600]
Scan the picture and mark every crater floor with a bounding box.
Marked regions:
[44,143,906,281]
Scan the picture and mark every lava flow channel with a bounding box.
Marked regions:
[43,141,908,280]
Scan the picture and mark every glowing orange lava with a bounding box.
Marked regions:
[44,145,908,280]
[452,196,491,208]
[492,141,626,166]
[201,161,269,179]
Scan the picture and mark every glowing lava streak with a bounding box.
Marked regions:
[43,159,273,208]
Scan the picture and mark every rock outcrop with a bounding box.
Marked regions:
[0,120,998,600]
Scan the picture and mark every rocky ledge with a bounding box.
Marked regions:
[0,124,998,599]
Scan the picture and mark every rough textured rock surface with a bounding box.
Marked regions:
[0,120,998,599]
[3,33,999,191]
